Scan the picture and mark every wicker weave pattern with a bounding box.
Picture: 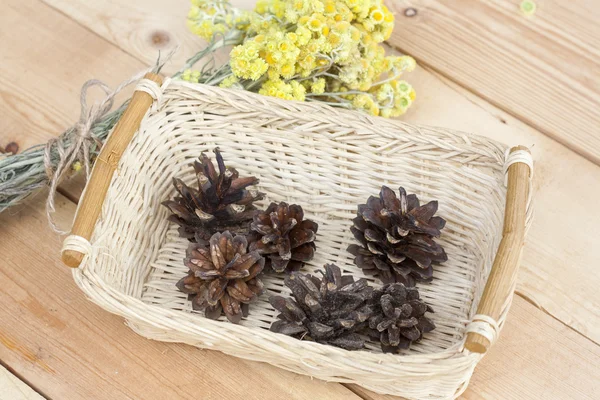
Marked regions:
[71,81,519,399]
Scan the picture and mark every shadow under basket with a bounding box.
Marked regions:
[62,74,533,400]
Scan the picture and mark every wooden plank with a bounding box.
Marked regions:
[350,296,600,400]
[0,0,141,152]
[466,297,600,399]
[0,365,45,400]
[33,0,600,346]
[384,0,600,165]
[0,193,360,400]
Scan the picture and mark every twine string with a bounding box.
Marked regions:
[61,234,93,260]
[44,79,112,183]
[43,48,177,233]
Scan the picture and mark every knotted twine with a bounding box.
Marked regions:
[44,50,176,233]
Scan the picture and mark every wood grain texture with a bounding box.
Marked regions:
[466,297,600,400]
[385,0,600,165]
[0,365,44,400]
[3,0,600,398]
[351,297,600,400]
[0,193,360,400]
[0,0,141,152]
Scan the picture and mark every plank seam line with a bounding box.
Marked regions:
[57,186,80,205]
[0,358,51,400]
[343,383,376,400]
[515,289,600,347]
[385,42,600,167]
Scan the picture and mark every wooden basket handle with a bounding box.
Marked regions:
[464,145,532,353]
[62,73,163,268]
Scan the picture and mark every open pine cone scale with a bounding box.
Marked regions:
[177,231,265,323]
[249,202,318,273]
[348,186,448,286]
[366,283,436,353]
[163,148,265,242]
[269,264,375,350]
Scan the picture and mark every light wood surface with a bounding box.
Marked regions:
[465,145,531,353]
[62,72,163,268]
[1,0,599,398]
[0,365,44,400]
[41,0,213,75]
[385,0,600,165]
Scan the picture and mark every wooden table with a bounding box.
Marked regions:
[1,0,599,398]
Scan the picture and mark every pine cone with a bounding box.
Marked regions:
[269,264,373,350]
[347,186,447,286]
[248,202,318,273]
[163,148,265,242]
[365,283,435,353]
[176,231,265,323]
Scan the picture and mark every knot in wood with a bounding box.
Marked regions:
[150,30,171,49]
[404,8,418,17]
[98,150,121,168]
[3,142,19,154]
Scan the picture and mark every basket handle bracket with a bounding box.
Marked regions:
[61,73,163,268]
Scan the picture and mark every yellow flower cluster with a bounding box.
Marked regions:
[181,69,202,82]
[352,77,417,117]
[187,0,249,39]
[185,0,417,117]
[260,78,306,100]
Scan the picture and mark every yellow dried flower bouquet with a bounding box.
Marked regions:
[182,0,417,117]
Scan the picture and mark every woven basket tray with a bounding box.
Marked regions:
[62,74,533,400]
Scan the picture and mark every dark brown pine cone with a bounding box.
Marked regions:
[269,264,374,350]
[364,283,435,353]
[176,231,265,323]
[163,148,265,242]
[348,186,447,286]
[248,202,318,273]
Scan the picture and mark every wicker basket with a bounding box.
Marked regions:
[61,74,533,400]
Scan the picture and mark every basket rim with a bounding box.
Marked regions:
[168,80,508,164]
